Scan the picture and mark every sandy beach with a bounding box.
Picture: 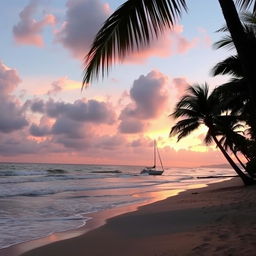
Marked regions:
[2,177,255,256]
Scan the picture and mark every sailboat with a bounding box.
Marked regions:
[140,140,164,175]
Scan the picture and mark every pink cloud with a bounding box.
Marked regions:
[172,77,191,99]
[0,62,21,94]
[119,70,170,133]
[197,27,212,47]
[13,0,56,47]
[176,37,198,54]
[0,61,28,133]
[125,25,198,64]
[56,2,197,62]
[47,78,66,95]
[56,0,110,59]
[0,61,227,167]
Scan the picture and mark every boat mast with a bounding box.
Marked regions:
[153,140,156,168]
[156,145,164,171]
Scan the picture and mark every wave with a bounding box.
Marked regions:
[0,180,172,198]
[90,170,122,174]
[0,170,48,177]
[0,172,129,185]
[46,169,67,174]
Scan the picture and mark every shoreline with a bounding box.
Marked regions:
[0,184,187,256]
[2,177,254,256]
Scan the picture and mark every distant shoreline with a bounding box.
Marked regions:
[0,161,230,169]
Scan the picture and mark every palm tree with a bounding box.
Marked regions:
[211,14,256,139]
[210,118,249,169]
[83,0,256,106]
[170,83,254,185]
[211,56,256,162]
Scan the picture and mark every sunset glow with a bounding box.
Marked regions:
[0,0,231,167]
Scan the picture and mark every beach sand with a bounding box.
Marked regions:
[3,177,256,256]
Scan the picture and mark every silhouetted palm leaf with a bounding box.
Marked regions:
[213,35,234,50]
[170,83,220,142]
[241,12,256,26]
[236,0,256,13]
[170,118,200,141]
[204,129,213,145]
[83,0,187,85]
[211,55,243,78]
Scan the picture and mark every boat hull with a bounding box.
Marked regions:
[140,168,164,175]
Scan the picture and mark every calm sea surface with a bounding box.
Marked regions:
[0,162,235,249]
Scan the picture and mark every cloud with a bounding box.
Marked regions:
[52,116,87,139]
[47,78,64,95]
[118,119,145,134]
[28,98,116,151]
[56,1,197,62]
[28,98,116,124]
[197,27,212,47]
[13,0,56,46]
[125,25,198,64]
[0,62,21,94]
[95,134,126,150]
[172,77,191,99]
[30,99,45,113]
[119,70,170,133]
[29,116,52,137]
[0,135,42,156]
[30,124,50,137]
[0,61,28,133]
[45,99,116,124]
[56,0,110,58]
[120,71,170,119]
[0,97,28,133]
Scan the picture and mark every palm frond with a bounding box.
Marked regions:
[215,25,229,33]
[170,118,200,141]
[241,11,256,26]
[83,0,187,86]
[212,79,248,113]
[236,0,256,13]
[204,130,213,145]
[171,108,200,119]
[213,35,234,50]
[186,84,208,98]
[211,55,243,78]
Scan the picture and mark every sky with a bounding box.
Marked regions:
[0,0,237,167]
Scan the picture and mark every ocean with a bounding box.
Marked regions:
[0,162,235,249]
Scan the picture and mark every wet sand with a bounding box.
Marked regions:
[3,177,256,256]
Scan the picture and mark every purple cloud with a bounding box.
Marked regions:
[118,119,145,134]
[43,99,116,124]
[28,98,116,150]
[94,135,126,150]
[0,61,28,133]
[0,62,21,94]
[0,97,28,133]
[30,123,50,137]
[30,99,45,113]
[56,0,110,58]
[13,0,56,46]
[118,71,170,133]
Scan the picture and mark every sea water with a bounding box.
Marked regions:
[0,162,235,249]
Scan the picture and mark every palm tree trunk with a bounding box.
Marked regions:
[211,133,254,185]
[218,0,256,132]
